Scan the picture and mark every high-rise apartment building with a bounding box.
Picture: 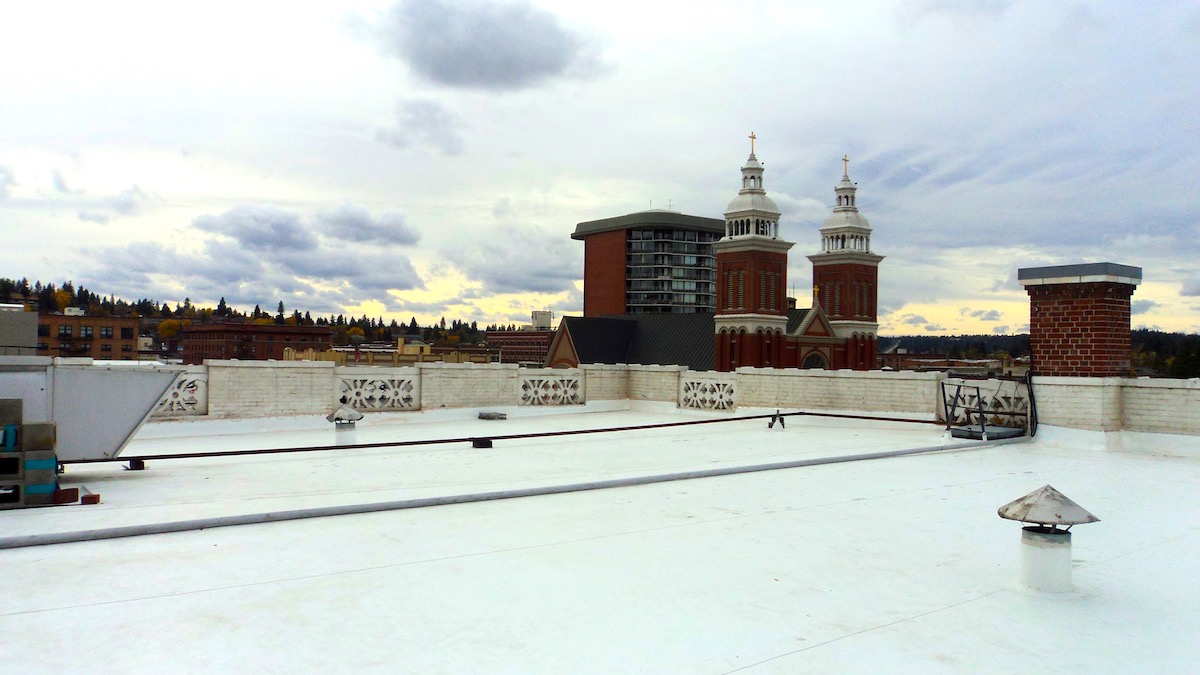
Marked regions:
[572,211,724,316]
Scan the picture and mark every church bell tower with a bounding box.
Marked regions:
[713,134,794,371]
[807,157,883,370]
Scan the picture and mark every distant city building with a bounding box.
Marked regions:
[181,323,333,365]
[572,210,724,316]
[285,343,494,366]
[36,313,139,360]
[531,311,553,331]
[486,313,556,366]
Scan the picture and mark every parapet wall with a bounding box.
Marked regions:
[207,360,336,418]
[1034,376,1200,435]
[151,360,1200,436]
[735,367,942,415]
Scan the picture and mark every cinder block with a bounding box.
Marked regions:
[20,423,56,452]
[0,399,22,426]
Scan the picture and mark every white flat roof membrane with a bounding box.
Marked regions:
[2,407,1197,672]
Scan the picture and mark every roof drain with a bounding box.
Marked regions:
[998,485,1099,593]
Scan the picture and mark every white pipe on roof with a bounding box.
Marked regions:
[0,436,1028,550]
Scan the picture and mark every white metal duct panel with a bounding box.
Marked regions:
[51,364,183,461]
[0,357,53,422]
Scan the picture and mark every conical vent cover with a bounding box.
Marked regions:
[997,485,1099,527]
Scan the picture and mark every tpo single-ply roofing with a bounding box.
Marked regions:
[2,403,1198,672]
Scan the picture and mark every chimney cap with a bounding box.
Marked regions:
[998,485,1099,528]
[326,405,364,423]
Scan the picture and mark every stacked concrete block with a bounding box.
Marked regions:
[0,398,66,509]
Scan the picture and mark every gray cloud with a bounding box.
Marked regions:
[0,166,15,199]
[897,0,1015,26]
[277,246,422,294]
[79,203,424,314]
[75,184,157,223]
[195,205,318,252]
[317,203,421,245]
[960,308,1002,321]
[900,314,929,326]
[381,0,600,90]
[78,211,111,224]
[1183,277,1200,297]
[1131,299,1159,315]
[112,185,151,215]
[992,325,1010,334]
[377,99,466,156]
[52,169,82,195]
[443,224,580,294]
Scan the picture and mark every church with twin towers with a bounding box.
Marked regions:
[714,133,883,371]
[553,134,883,372]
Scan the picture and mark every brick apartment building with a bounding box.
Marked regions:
[37,312,139,360]
[181,323,333,365]
[485,330,554,366]
[572,210,725,316]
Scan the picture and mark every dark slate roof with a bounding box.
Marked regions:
[786,308,811,334]
[561,313,716,371]
[560,317,636,365]
[571,211,724,240]
[620,313,715,371]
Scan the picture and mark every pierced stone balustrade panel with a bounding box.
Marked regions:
[680,376,736,411]
[338,370,420,411]
[520,372,583,406]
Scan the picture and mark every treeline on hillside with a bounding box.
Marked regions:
[880,334,1031,359]
[0,276,500,347]
[883,330,1200,378]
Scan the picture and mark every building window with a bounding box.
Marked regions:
[121,327,134,339]
[759,271,767,309]
[38,324,49,337]
[100,327,114,338]
[36,343,48,351]
[58,325,72,337]
[737,271,744,309]
[121,345,132,352]
[101,344,112,352]
[80,326,94,338]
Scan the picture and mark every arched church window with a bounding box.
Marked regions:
[802,353,826,369]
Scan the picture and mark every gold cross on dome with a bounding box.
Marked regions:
[749,131,756,154]
[843,154,849,174]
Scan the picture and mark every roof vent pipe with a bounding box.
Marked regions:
[998,485,1099,593]
[327,406,364,445]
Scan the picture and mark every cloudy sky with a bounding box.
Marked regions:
[2,0,1197,334]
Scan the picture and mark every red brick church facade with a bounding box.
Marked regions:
[714,140,883,372]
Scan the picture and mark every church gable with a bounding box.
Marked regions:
[788,305,835,338]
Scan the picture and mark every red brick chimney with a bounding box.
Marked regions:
[1018,263,1142,377]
